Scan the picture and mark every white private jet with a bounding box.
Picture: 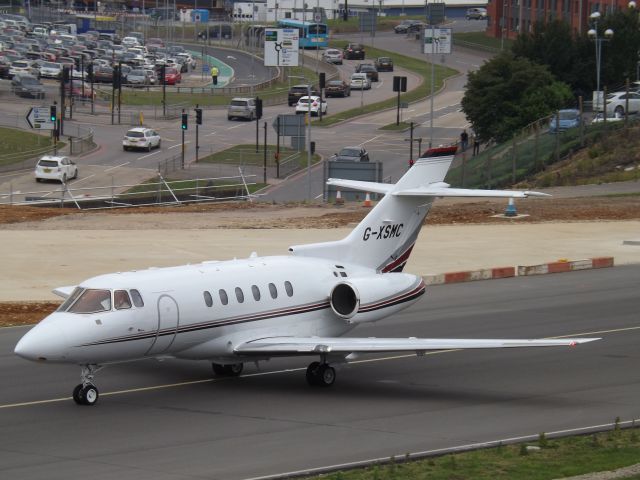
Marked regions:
[14,155,599,406]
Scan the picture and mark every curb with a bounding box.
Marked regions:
[423,257,614,286]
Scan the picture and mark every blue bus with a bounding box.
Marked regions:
[277,19,328,49]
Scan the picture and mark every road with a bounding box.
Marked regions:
[1,266,638,480]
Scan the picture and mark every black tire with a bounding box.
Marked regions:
[123,146,128,151]
[223,363,243,376]
[61,174,67,184]
[317,365,336,387]
[81,384,99,405]
[72,384,83,405]
[157,140,161,149]
[306,361,321,386]
[212,363,226,375]
[36,178,41,183]
[615,106,624,116]
[227,116,233,121]
[147,144,152,152]
[73,169,78,180]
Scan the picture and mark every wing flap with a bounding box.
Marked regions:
[235,336,600,355]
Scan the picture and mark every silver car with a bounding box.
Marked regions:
[227,98,257,121]
[322,48,343,65]
[127,69,149,86]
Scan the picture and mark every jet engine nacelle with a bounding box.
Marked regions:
[329,273,424,324]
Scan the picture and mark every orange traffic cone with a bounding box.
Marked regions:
[335,189,344,206]
[363,192,372,207]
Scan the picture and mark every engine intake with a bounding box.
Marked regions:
[330,282,359,319]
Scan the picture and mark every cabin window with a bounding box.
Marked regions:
[251,285,261,301]
[219,289,229,305]
[203,291,213,307]
[235,287,244,303]
[284,281,293,297]
[333,272,338,277]
[268,282,278,299]
[130,289,144,307]
[67,289,111,313]
[114,290,132,310]
[340,272,348,277]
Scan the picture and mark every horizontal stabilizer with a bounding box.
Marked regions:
[326,178,393,195]
[394,186,550,198]
[52,286,76,299]
[235,336,600,355]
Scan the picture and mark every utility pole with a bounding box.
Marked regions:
[263,121,267,184]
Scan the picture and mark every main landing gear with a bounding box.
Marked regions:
[306,361,336,387]
[212,362,244,377]
[73,364,102,406]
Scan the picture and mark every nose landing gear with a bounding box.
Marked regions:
[73,364,102,406]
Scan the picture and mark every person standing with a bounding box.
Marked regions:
[210,65,219,86]
[460,129,469,152]
[473,133,481,156]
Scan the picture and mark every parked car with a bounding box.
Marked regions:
[466,7,487,20]
[602,91,640,116]
[322,48,343,65]
[35,155,78,183]
[394,20,424,34]
[288,84,318,106]
[325,80,351,98]
[227,97,257,121]
[11,73,45,98]
[9,59,38,78]
[374,56,394,72]
[122,127,162,151]
[591,112,624,123]
[332,146,370,162]
[349,72,371,90]
[64,81,95,99]
[127,69,149,86]
[355,63,379,82]
[38,61,62,79]
[343,43,365,60]
[549,109,581,133]
[92,65,113,83]
[295,96,328,116]
[164,66,181,84]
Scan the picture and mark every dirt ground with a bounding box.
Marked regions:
[2,194,639,327]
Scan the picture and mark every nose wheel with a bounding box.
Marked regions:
[306,361,336,387]
[73,364,102,406]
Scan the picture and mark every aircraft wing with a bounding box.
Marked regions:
[234,336,600,355]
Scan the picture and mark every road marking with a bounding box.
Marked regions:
[137,150,162,160]
[104,162,130,172]
[205,131,217,137]
[72,173,96,184]
[1,325,635,410]
[375,80,384,89]
[227,124,245,130]
[168,142,190,150]
[359,134,382,146]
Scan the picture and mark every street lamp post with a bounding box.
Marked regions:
[588,12,613,115]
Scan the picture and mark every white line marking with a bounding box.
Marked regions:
[0,325,635,410]
[227,124,245,130]
[168,142,190,150]
[359,134,382,146]
[104,162,130,172]
[205,131,217,137]
[137,150,162,160]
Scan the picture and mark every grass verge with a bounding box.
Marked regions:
[318,40,457,127]
[199,144,321,169]
[0,127,63,167]
[305,426,640,480]
[454,31,512,52]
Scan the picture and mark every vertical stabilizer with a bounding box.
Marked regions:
[289,156,453,272]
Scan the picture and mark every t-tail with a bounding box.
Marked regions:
[289,155,549,272]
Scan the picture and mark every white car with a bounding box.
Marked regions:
[295,96,328,116]
[9,60,37,78]
[322,48,343,65]
[35,156,78,183]
[122,127,162,151]
[350,72,371,90]
[602,91,640,116]
[121,36,140,48]
[38,61,62,79]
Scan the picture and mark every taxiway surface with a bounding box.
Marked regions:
[1,266,639,480]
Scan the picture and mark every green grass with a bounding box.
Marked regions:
[317,41,457,127]
[199,144,321,168]
[99,65,318,107]
[454,31,513,52]
[125,177,264,197]
[0,127,62,166]
[305,427,640,480]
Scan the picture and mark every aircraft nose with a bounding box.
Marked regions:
[14,319,69,362]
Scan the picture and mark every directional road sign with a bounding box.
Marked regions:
[264,28,299,67]
[423,27,452,54]
[272,114,305,136]
[26,107,55,130]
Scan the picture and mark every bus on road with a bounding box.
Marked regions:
[276,19,328,48]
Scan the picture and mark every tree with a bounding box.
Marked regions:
[461,52,573,143]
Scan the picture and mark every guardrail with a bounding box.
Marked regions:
[0,173,257,209]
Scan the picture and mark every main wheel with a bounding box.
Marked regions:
[306,361,321,386]
[81,384,99,405]
[212,363,226,375]
[317,364,336,387]
[615,105,624,116]
[223,363,243,376]
[72,384,83,405]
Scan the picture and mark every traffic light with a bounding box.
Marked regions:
[319,72,326,90]
[49,105,57,122]
[181,112,188,130]
[113,66,121,88]
[393,76,407,93]
[255,97,263,120]
[195,107,202,125]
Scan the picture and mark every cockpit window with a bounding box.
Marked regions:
[57,287,84,312]
[67,289,112,313]
[130,289,144,307]
[114,290,132,310]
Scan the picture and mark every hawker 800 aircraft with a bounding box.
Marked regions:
[15,155,599,405]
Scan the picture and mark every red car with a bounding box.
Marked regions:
[164,67,181,85]
[65,81,96,99]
